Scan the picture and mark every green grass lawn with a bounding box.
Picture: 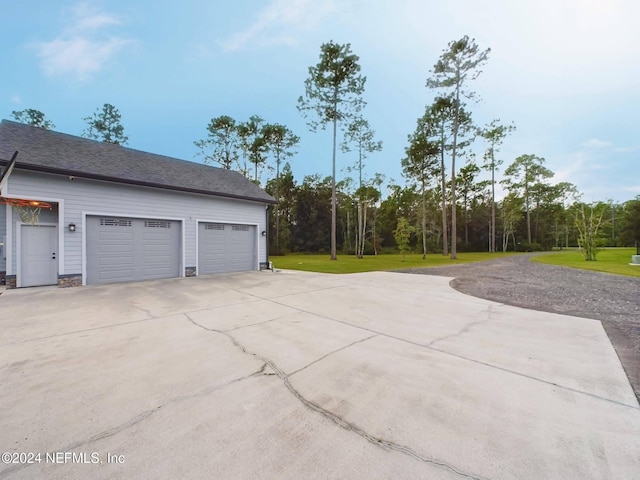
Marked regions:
[270,251,522,274]
[532,248,640,277]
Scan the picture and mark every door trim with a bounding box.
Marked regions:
[16,223,58,288]
[6,199,64,277]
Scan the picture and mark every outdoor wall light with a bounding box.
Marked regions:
[68,223,76,232]
[261,230,267,236]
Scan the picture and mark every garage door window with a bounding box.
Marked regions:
[145,220,171,228]
[100,218,132,227]
[232,225,250,231]
[204,223,225,230]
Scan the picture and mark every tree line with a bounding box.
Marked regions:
[9,35,640,261]
[262,161,640,258]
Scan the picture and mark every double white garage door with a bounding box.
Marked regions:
[86,216,255,285]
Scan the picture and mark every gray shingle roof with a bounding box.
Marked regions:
[0,120,276,204]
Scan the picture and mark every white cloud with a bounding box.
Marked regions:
[32,2,134,80]
[582,138,612,149]
[614,146,639,153]
[553,151,607,184]
[219,0,339,52]
[69,3,120,32]
[10,94,21,104]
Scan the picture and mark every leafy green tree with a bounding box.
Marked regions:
[82,103,128,145]
[402,119,439,259]
[427,96,454,256]
[456,160,488,246]
[298,41,366,260]
[574,202,608,261]
[11,109,56,129]
[342,117,382,188]
[620,196,640,246]
[195,115,239,169]
[394,217,415,261]
[549,182,578,249]
[370,172,386,254]
[291,174,333,252]
[353,184,380,257]
[426,36,490,259]
[262,123,299,250]
[237,115,264,179]
[248,136,268,185]
[501,193,523,251]
[342,116,382,258]
[603,202,624,246]
[338,176,356,253]
[265,163,296,253]
[478,119,515,252]
[502,154,553,244]
[377,183,419,249]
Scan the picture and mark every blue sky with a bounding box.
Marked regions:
[1,0,639,202]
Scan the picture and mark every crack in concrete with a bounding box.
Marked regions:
[132,304,154,319]
[0,298,266,348]
[234,281,359,301]
[287,334,378,377]
[425,305,495,347]
[260,296,640,411]
[222,311,300,333]
[0,367,263,478]
[185,313,486,480]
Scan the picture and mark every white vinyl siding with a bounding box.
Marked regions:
[5,170,267,279]
[0,204,6,271]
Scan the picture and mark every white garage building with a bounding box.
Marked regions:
[0,120,276,288]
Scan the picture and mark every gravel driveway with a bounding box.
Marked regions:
[400,253,640,402]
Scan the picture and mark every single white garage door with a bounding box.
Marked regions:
[86,216,181,285]
[198,222,256,275]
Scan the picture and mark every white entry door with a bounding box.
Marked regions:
[20,225,57,287]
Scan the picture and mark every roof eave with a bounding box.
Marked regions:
[2,162,277,205]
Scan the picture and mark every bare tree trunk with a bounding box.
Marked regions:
[361,200,368,257]
[346,208,351,254]
[440,132,448,256]
[525,198,531,245]
[422,179,427,259]
[354,203,358,256]
[372,208,377,255]
[331,116,337,260]
[534,200,540,244]
[490,158,496,252]
[464,192,468,246]
[450,85,460,259]
[524,166,531,245]
[275,157,280,249]
[487,218,491,252]
[356,200,363,258]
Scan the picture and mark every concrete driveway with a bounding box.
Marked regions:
[1,270,639,479]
